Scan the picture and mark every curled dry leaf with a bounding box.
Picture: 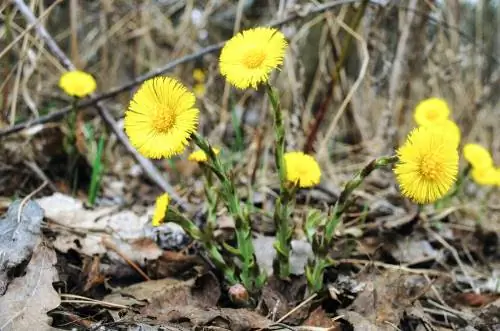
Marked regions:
[0,242,61,331]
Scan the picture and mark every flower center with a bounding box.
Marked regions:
[152,106,175,133]
[419,157,442,180]
[242,48,266,69]
[425,109,439,121]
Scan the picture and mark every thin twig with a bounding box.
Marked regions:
[17,180,48,223]
[276,293,317,324]
[101,237,151,281]
[60,294,129,309]
[316,15,369,161]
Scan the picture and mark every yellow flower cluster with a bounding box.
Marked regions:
[394,126,459,204]
[463,143,500,186]
[413,98,460,148]
[192,69,206,97]
[59,70,97,98]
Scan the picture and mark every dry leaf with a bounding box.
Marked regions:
[0,243,61,331]
[0,200,44,294]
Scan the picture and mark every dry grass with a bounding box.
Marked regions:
[1,0,499,236]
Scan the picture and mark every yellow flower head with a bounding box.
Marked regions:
[394,127,459,204]
[193,69,206,83]
[152,193,169,227]
[284,152,321,188]
[429,119,461,148]
[414,98,450,126]
[59,70,96,98]
[471,166,500,186]
[188,148,220,163]
[463,143,493,169]
[219,27,288,89]
[125,77,199,159]
[193,83,206,97]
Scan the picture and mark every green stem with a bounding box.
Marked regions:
[307,155,398,293]
[192,133,260,292]
[87,134,105,206]
[266,83,293,280]
[166,208,238,285]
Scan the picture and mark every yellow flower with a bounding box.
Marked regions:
[414,98,450,126]
[188,148,220,163]
[219,27,288,89]
[471,166,500,186]
[284,152,321,188]
[463,143,493,169]
[193,83,206,97]
[124,77,199,159]
[394,127,459,204]
[193,69,206,83]
[429,119,461,148]
[152,193,169,227]
[59,70,96,98]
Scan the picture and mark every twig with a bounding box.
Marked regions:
[276,293,317,324]
[338,258,452,278]
[60,294,128,309]
[10,0,187,208]
[316,15,369,161]
[101,237,151,281]
[374,0,418,153]
[17,180,48,223]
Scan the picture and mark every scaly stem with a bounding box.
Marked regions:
[165,208,238,285]
[192,133,260,293]
[266,83,293,280]
[306,155,398,293]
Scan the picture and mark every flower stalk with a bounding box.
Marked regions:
[165,207,238,285]
[266,83,294,279]
[306,155,398,293]
[192,133,262,293]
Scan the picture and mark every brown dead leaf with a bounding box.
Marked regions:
[303,306,340,329]
[339,270,430,331]
[0,242,61,331]
[141,305,270,331]
[82,255,105,292]
[104,272,220,309]
[454,292,500,307]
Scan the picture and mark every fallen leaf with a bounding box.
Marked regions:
[0,242,61,331]
[104,272,220,309]
[303,306,339,328]
[339,270,430,331]
[141,305,270,331]
[0,200,44,294]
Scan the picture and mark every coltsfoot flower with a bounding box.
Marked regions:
[59,70,96,98]
[152,193,169,227]
[219,27,288,89]
[463,143,493,169]
[429,119,461,148]
[188,148,220,163]
[125,77,199,159]
[284,152,321,188]
[394,127,459,204]
[414,98,450,126]
[471,166,500,186]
